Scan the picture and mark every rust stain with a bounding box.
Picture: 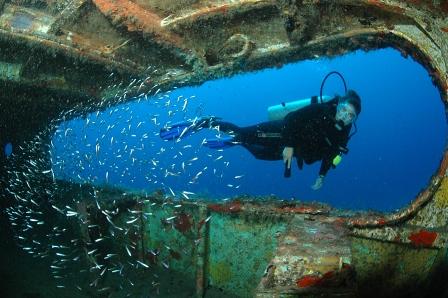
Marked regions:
[333,217,347,227]
[217,4,229,15]
[169,249,182,260]
[349,216,384,227]
[296,275,322,288]
[208,201,242,213]
[438,152,448,176]
[367,0,405,14]
[408,230,438,247]
[296,270,336,288]
[441,1,448,13]
[296,264,353,288]
[276,204,328,215]
[92,0,184,48]
[409,0,448,12]
[377,218,386,225]
[440,1,448,13]
[174,212,192,234]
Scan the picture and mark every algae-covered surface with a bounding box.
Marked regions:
[352,237,440,296]
[208,213,286,297]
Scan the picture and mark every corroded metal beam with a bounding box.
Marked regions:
[92,0,183,47]
[160,0,275,29]
[0,27,142,76]
[48,0,89,35]
[90,0,199,70]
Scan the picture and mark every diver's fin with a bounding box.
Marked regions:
[160,116,221,141]
[203,136,236,149]
[160,121,192,140]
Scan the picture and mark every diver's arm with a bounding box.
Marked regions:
[319,156,333,177]
[282,147,294,177]
[311,175,324,190]
[311,155,333,190]
[281,110,303,177]
[310,161,330,191]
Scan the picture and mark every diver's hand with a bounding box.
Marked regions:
[311,175,324,190]
[282,147,294,170]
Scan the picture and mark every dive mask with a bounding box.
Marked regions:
[335,102,357,126]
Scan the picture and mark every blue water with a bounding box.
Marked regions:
[52,48,447,212]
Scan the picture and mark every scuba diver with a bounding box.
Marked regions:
[159,72,361,190]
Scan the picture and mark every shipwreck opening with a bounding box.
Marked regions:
[50,47,447,213]
[1,1,448,297]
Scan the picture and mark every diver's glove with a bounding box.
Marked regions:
[282,147,294,177]
[311,175,324,190]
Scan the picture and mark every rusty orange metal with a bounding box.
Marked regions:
[92,0,184,48]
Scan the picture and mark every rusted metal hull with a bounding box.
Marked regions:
[71,186,448,297]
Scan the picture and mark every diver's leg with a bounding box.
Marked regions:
[204,120,274,144]
[160,116,227,140]
[205,119,284,147]
[234,120,284,144]
[204,119,287,151]
[242,144,283,160]
[228,120,284,159]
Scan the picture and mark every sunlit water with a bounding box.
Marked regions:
[52,48,447,212]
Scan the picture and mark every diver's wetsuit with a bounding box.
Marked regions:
[214,98,352,176]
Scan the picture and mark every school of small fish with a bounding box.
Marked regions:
[2,72,245,295]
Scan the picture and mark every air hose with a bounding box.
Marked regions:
[319,71,347,104]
